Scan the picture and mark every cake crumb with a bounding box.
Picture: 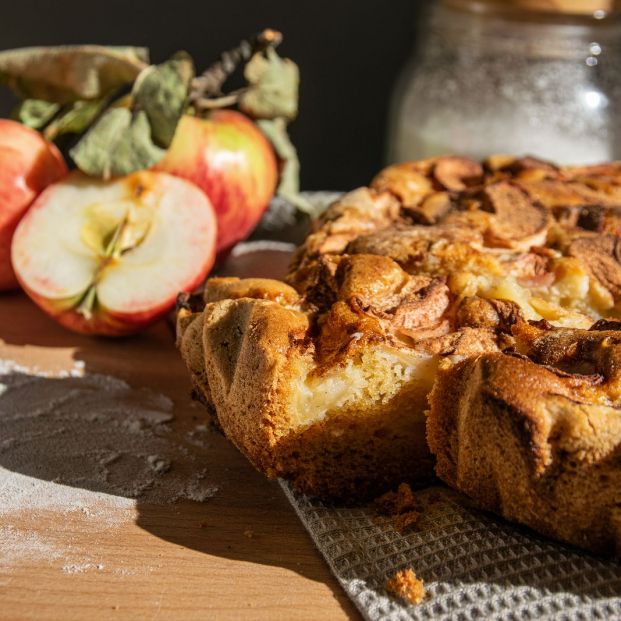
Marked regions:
[243,529,254,538]
[374,483,420,530]
[385,568,425,604]
[394,511,421,531]
[375,483,417,514]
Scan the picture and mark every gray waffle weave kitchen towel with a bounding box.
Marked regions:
[281,483,621,621]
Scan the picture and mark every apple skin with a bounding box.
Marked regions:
[12,170,217,336]
[20,284,200,337]
[18,269,211,337]
[0,119,68,291]
[154,110,278,254]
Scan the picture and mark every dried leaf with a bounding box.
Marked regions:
[133,51,194,146]
[69,52,193,177]
[44,98,108,140]
[239,47,299,120]
[70,107,164,178]
[0,45,148,103]
[14,99,60,129]
[258,117,314,214]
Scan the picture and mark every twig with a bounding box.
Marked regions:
[189,28,282,112]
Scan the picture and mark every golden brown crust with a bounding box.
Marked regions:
[200,297,310,477]
[202,276,300,305]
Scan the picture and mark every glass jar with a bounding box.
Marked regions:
[387,0,621,164]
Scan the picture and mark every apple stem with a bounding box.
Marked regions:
[193,91,243,110]
[190,29,282,114]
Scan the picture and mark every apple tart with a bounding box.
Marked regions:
[177,155,621,554]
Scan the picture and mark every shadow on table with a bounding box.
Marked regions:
[0,368,359,617]
[0,292,358,618]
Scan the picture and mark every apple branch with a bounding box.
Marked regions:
[189,28,282,114]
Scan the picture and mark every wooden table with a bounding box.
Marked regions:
[0,292,358,621]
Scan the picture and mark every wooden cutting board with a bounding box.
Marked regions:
[0,292,358,621]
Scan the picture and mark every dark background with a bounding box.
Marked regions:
[0,0,426,190]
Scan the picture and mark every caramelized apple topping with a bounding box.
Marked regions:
[455,296,523,331]
[307,255,451,362]
[492,155,558,178]
[512,320,621,394]
[483,154,517,173]
[432,156,483,192]
[404,191,453,225]
[518,179,621,209]
[482,181,551,249]
[567,235,621,299]
[553,204,621,237]
[324,255,450,335]
[345,224,484,272]
[371,162,434,208]
[289,187,401,270]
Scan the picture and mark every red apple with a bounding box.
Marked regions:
[154,110,278,254]
[12,170,217,336]
[0,119,68,290]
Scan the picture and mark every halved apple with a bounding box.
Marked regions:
[12,170,217,335]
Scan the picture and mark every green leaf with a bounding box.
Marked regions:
[0,45,148,103]
[132,51,194,146]
[239,47,299,121]
[44,98,108,141]
[70,107,164,178]
[257,117,314,214]
[14,99,60,129]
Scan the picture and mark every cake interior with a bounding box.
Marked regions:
[289,346,438,429]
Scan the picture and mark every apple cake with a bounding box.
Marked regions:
[177,155,621,553]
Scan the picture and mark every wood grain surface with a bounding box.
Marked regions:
[0,292,359,621]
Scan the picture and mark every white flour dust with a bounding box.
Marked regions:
[0,357,86,379]
[62,562,104,574]
[1,525,65,566]
[0,360,218,573]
